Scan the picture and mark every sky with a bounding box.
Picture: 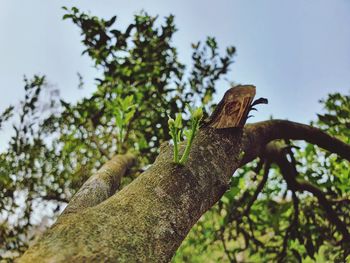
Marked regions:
[0,0,349,148]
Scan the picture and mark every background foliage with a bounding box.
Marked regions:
[0,7,349,262]
[174,93,350,262]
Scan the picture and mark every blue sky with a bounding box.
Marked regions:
[0,0,350,147]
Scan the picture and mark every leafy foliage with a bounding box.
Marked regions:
[0,7,235,260]
[0,6,349,263]
[174,92,350,262]
[0,76,62,259]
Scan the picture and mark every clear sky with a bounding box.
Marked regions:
[0,0,349,147]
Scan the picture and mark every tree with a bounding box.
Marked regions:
[1,7,349,262]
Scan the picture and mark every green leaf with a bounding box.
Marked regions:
[115,111,123,128]
[124,109,135,123]
[175,113,182,128]
[183,129,191,140]
[62,14,73,20]
[177,130,182,142]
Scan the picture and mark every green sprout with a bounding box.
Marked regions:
[168,113,182,163]
[113,95,136,152]
[168,106,203,164]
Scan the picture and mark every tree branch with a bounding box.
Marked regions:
[242,161,270,217]
[19,126,245,262]
[297,181,350,243]
[242,120,350,165]
[18,88,350,261]
[278,191,299,262]
[219,226,236,263]
[263,141,350,243]
[61,153,135,215]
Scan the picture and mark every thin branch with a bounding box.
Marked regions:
[220,162,268,254]
[242,162,270,217]
[263,141,350,244]
[331,198,350,205]
[278,191,299,262]
[297,180,350,243]
[253,158,264,175]
[219,227,236,263]
[246,215,264,249]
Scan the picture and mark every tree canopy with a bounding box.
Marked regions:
[1,7,349,263]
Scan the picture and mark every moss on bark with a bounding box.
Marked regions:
[18,120,349,262]
[18,128,244,262]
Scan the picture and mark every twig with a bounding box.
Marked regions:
[219,227,236,263]
[297,180,350,243]
[277,191,299,262]
[242,162,270,217]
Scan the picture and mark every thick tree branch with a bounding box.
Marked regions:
[19,127,244,262]
[17,81,350,262]
[18,118,350,262]
[242,120,350,165]
[62,153,135,215]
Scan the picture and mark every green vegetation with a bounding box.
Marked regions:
[0,6,349,262]
[168,106,203,164]
[174,93,350,262]
[0,7,233,260]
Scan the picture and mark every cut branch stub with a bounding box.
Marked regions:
[203,85,257,129]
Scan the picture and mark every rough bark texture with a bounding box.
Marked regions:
[18,120,350,263]
[62,153,135,215]
[18,128,244,263]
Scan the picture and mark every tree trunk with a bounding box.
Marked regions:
[18,127,244,262]
[18,120,350,263]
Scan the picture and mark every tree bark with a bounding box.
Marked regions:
[18,120,350,263]
[62,153,136,215]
